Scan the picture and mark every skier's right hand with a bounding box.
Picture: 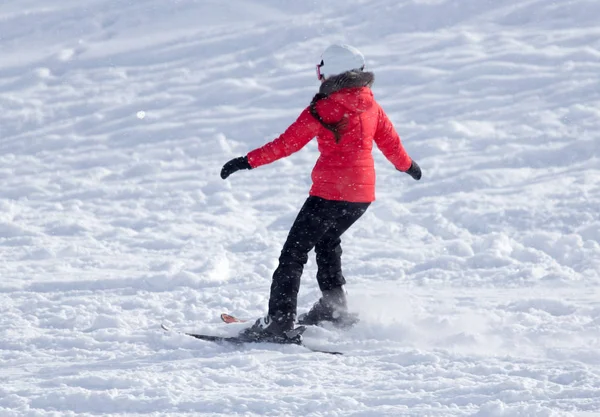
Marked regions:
[404,160,422,180]
[220,156,252,179]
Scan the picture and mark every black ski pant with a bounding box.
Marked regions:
[268,196,370,319]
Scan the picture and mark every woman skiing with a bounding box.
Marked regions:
[220,44,421,343]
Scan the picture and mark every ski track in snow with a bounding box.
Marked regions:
[1,0,599,416]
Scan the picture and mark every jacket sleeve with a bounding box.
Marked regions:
[373,105,412,172]
[246,107,320,168]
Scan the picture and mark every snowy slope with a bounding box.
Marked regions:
[1,0,599,416]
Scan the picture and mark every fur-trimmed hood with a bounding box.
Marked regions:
[319,70,375,96]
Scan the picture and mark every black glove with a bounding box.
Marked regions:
[405,160,422,181]
[220,156,252,179]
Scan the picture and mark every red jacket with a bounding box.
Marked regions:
[246,86,412,203]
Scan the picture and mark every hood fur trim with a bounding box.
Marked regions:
[319,71,375,95]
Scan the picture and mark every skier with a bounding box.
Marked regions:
[220,44,421,343]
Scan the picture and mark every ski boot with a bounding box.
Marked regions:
[239,311,304,344]
[298,287,359,328]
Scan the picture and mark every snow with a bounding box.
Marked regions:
[1,0,599,415]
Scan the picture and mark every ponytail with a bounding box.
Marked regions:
[309,93,348,143]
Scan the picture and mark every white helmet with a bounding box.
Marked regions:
[317,44,365,80]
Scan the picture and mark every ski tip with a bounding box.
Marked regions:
[220,313,234,323]
[160,323,171,332]
[220,313,246,324]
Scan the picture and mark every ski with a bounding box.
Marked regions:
[160,324,343,355]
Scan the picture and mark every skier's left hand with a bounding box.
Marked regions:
[221,156,252,179]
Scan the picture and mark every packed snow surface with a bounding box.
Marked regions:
[1,0,599,416]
